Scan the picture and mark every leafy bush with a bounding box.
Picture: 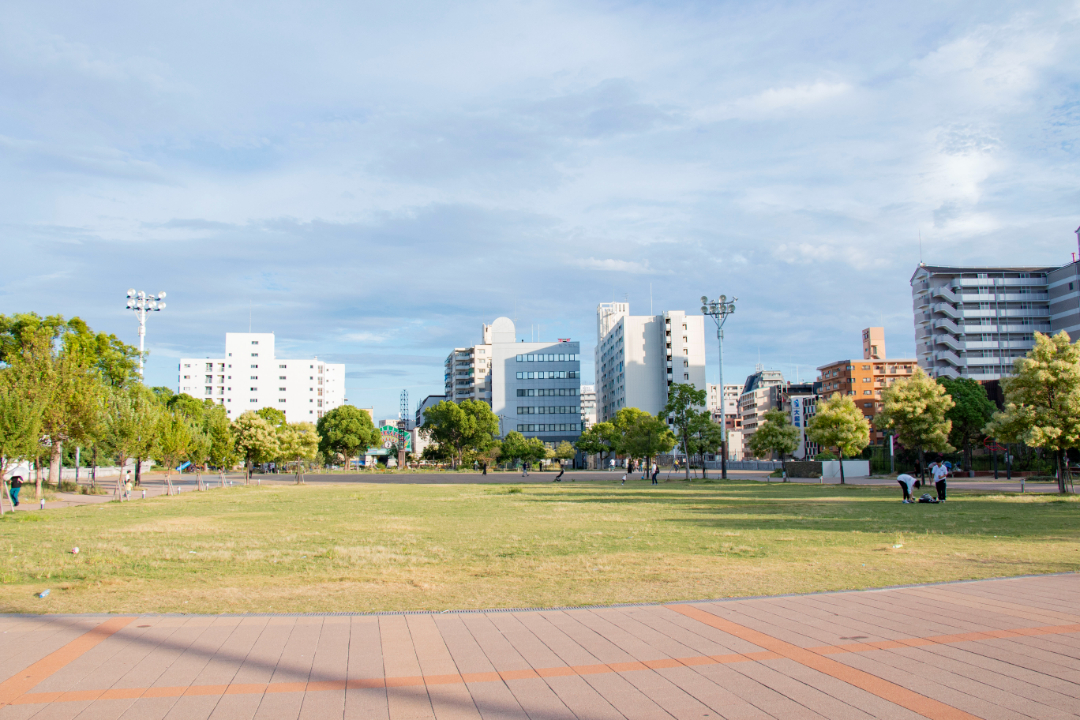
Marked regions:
[814,452,837,461]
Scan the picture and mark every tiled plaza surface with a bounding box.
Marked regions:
[1,574,1078,719]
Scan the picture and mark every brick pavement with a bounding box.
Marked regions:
[1,574,1078,719]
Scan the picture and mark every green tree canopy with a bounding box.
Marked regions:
[806,394,871,484]
[618,409,676,466]
[0,369,42,499]
[554,440,576,462]
[155,411,194,493]
[316,405,380,471]
[745,409,800,477]
[663,383,708,479]
[233,411,282,480]
[877,367,954,478]
[574,422,617,465]
[939,377,996,473]
[256,407,288,429]
[101,385,161,481]
[421,399,500,468]
[985,331,1080,493]
[279,422,319,482]
[167,393,211,423]
[498,431,529,465]
[687,414,724,478]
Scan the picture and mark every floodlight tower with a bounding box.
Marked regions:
[398,389,410,470]
[701,294,737,479]
[125,289,166,375]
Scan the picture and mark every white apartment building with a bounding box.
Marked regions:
[177,332,345,422]
[737,367,785,439]
[444,322,497,403]
[579,384,597,429]
[707,383,740,419]
[595,303,707,423]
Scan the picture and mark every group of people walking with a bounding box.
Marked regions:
[897,459,950,503]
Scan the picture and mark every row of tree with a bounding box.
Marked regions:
[742,331,1080,493]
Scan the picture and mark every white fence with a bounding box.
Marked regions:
[821,460,870,478]
[3,460,154,481]
[703,460,784,471]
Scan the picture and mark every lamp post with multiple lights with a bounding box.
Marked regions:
[701,295,736,479]
[125,289,166,376]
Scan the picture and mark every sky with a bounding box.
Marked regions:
[2,0,1078,418]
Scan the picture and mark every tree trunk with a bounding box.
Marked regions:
[92,446,98,490]
[684,434,690,480]
[838,449,846,485]
[49,442,62,488]
[135,456,142,487]
[35,457,42,499]
[1058,450,1067,494]
[246,459,251,485]
[918,449,925,484]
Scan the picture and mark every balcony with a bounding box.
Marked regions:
[931,302,961,319]
[935,350,964,366]
[934,334,964,352]
[935,366,960,379]
[932,317,963,335]
[931,285,961,304]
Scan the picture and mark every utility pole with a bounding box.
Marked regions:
[701,295,737,479]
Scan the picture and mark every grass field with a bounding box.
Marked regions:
[1,478,1078,614]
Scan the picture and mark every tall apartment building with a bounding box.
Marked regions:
[415,394,445,428]
[444,329,493,403]
[817,328,916,443]
[911,265,1053,380]
[178,332,345,422]
[737,368,785,437]
[595,303,707,423]
[579,384,597,429]
[707,383,740,420]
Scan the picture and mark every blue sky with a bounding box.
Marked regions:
[2,0,1078,418]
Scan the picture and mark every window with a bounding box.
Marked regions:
[250,387,258,391]
[252,341,258,345]
[250,399,257,403]
[205,387,212,395]
[684,373,689,380]
[527,354,535,362]
[279,398,286,403]
[250,376,257,380]
[279,387,286,392]
[251,353,258,357]
[517,354,523,361]
[251,364,258,368]
[279,364,287,369]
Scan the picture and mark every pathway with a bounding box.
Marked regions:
[1,574,1078,718]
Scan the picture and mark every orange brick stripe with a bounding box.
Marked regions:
[7,618,1079,707]
[0,617,136,707]
[669,604,983,720]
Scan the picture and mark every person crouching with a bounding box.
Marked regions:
[897,473,921,503]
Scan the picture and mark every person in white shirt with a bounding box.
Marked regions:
[932,461,949,501]
[897,473,921,503]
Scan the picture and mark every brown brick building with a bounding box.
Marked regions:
[817,328,916,443]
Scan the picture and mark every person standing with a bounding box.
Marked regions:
[651,463,659,485]
[933,461,949,502]
[521,461,529,478]
[9,475,23,507]
[897,473,921,503]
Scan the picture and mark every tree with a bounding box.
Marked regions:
[554,441,576,466]
[421,400,500,468]
[687,414,724,479]
[186,426,212,491]
[877,368,954,481]
[806,395,871,484]
[663,383,708,480]
[574,422,617,468]
[938,377,996,476]
[316,405,380,473]
[745,409,800,480]
[0,370,42,514]
[156,411,193,495]
[100,386,161,494]
[233,411,281,482]
[167,393,209,423]
[474,440,502,474]
[151,386,175,404]
[498,431,529,466]
[618,409,676,472]
[279,422,319,483]
[256,407,287,429]
[985,331,1080,493]
[205,406,236,480]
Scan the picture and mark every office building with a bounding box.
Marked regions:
[444,317,583,446]
[817,328,916,443]
[780,382,821,460]
[595,303,707,423]
[178,332,345,421]
[579,384,597,429]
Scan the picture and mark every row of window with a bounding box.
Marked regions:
[517,423,581,432]
[187,362,322,371]
[516,388,578,397]
[516,371,579,379]
[517,353,579,362]
[517,406,580,415]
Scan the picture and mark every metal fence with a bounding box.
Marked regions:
[703,460,783,471]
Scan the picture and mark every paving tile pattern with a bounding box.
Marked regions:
[1,575,1078,719]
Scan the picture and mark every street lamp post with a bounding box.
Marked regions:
[702,295,737,479]
[125,289,166,376]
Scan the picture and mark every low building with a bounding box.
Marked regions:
[177,332,345,422]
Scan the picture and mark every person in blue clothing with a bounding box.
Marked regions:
[8,475,23,507]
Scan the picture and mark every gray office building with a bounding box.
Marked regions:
[486,317,582,447]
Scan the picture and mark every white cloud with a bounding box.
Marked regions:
[577,258,654,274]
